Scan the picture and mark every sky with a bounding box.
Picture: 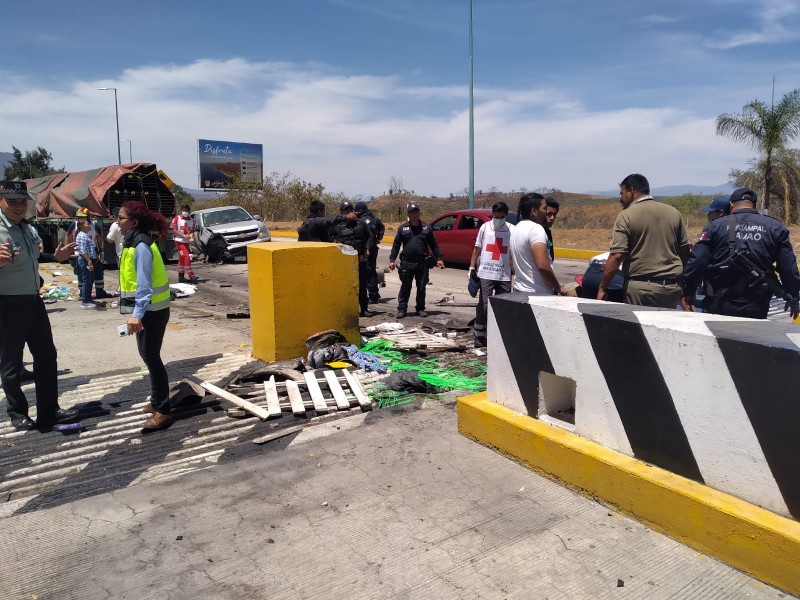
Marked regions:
[1,0,799,196]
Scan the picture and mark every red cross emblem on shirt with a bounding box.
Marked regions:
[486,237,508,261]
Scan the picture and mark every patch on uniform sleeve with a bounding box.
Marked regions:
[699,229,709,241]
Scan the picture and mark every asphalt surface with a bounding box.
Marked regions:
[0,400,787,599]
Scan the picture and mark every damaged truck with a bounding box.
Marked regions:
[25,163,176,264]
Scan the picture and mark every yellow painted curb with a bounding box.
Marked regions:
[554,247,602,261]
[271,230,595,260]
[457,392,800,595]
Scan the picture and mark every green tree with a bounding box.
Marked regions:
[716,89,800,214]
[4,146,65,180]
[170,183,195,208]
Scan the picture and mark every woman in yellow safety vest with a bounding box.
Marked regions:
[118,201,173,431]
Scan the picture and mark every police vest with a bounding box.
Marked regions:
[119,238,170,314]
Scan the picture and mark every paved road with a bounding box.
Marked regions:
[0,399,786,599]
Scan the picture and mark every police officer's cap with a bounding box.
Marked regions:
[340,201,353,212]
[729,188,757,204]
[701,196,730,213]
[406,203,420,212]
[354,200,369,212]
[0,180,28,200]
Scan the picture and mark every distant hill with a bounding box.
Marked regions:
[587,183,735,197]
[0,151,13,178]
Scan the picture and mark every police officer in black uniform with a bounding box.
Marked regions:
[331,201,374,317]
[683,188,800,319]
[0,180,80,430]
[297,200,346,242]
[388,203,444,318]
[354,200,385,303]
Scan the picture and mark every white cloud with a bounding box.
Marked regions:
[706,0,800,49]
[642,14,680,24]
[0,58,750,195]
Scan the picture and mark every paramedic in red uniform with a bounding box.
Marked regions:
[170,204,197,283]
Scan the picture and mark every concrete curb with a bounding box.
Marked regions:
[456,391,800,596]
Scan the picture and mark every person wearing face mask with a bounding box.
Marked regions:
[169,204,198,283]
[469,202,514,348]
[510,193,567,296]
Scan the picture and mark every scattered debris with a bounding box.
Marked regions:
[169,283,197,298]
[226,312,250,319]
[375,328,465,352]
[186,374,270,420]
[364,322,405,333]
[617,579,624,588]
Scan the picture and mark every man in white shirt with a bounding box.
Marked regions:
[509,193,567,296]
[105,208,124,261]
[469,202,514,348]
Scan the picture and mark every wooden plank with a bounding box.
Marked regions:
[342,369,372,411]
[185,374,270,421]
[304,371,330,414]
[251,424,305,445]
[285,380,306,417]
[264,376,282,419]
[324,370,350,410]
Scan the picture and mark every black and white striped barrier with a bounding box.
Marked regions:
[487,293,800,521]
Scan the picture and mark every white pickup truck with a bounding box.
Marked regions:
[190,206,271,262]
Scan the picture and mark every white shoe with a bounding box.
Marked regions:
[81,302,98,309]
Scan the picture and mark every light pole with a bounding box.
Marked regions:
[468,0,474,209]
[98,87,121,165]
[121,139,133,163]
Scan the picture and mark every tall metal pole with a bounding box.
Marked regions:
[113,88,121,165]
[468,0,475,209]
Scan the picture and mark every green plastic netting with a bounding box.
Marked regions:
[360,338,487,408]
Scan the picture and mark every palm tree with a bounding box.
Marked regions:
[716,89,800,214]
[729,148,800,224]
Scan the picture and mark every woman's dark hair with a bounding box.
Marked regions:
[181,204,191,211]
[121,201,167,236]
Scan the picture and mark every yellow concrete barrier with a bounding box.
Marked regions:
[457,392,800,596]
[553,248,602,261]
[247,242,360,361]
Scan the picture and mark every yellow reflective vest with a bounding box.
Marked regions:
[119,236,170,315]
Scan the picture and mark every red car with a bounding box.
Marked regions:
[429,209,518,265]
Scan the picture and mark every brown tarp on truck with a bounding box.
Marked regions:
[25,163,172,219]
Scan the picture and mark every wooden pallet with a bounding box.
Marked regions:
[200,369,373,420]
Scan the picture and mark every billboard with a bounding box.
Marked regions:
[198,139,263,189]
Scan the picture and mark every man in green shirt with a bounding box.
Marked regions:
[598,174,690,308]
[0,180,79,429]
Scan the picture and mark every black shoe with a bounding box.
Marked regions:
[369,296,381,303]
[37,408,80,428]
[94,289,113,299]
[178,273,186,283]
[396,310,407,319]
[10,415,35,430]
[18,369,35,382]
[186,275,199,283]
[474,339,487,348]
[360,309,374,318]
[416,310,428,318]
